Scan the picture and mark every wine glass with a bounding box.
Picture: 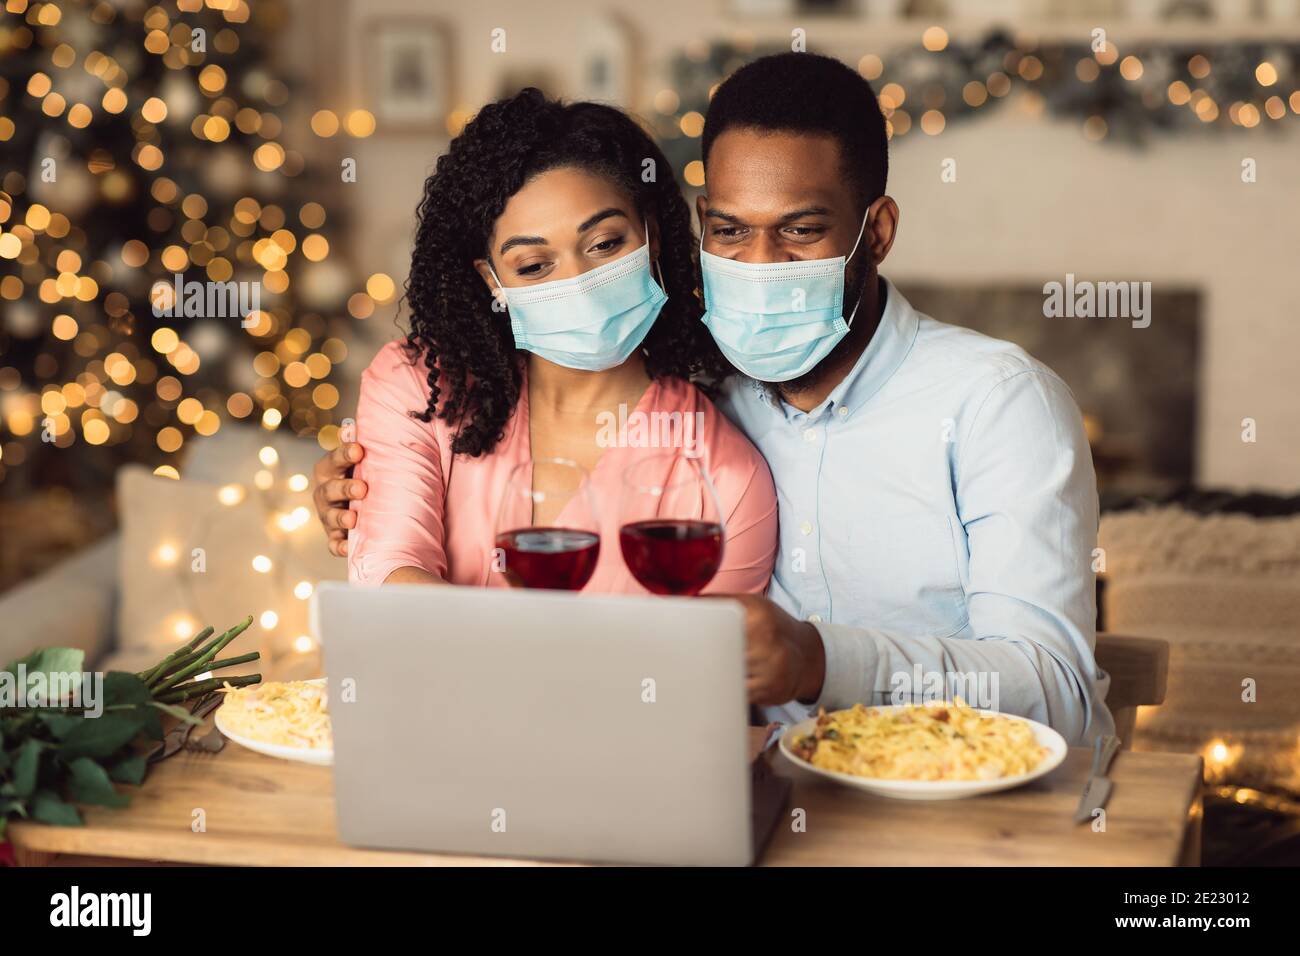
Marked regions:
[494,458,601,590]
[618,452,725,596]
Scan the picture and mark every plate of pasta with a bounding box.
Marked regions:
[779,699,1068,800]
[213,678,333,766]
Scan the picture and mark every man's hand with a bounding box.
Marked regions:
[725,593,827,707]
[311,443,367,557]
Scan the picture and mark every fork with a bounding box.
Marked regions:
[148,693,223,763]
[184,723,226,755]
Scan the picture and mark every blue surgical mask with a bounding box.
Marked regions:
[489,237,666,372]
[700,210,869,383]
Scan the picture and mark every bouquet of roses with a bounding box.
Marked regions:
[0,615,259,853]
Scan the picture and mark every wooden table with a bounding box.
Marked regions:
[9,740,1203,867]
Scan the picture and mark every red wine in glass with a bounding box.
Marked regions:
[619,519,723,596]
[495,458,601,590]
[496,527,600,591]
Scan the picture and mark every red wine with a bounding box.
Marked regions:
[619,519,723,596]
[495,527,600,591]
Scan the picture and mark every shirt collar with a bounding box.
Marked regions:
[777,276,920,423]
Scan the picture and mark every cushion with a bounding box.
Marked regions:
[183,423,327,487]
[111,463,345,677]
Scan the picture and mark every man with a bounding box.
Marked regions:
[313,53,1112,744]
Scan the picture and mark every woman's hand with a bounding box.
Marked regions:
[311,442,368,556]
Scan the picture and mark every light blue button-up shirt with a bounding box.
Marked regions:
[717,279,1113,745]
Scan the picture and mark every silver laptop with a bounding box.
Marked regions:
[313,582,753,866]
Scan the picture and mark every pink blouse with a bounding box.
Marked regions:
[347,341,777,594]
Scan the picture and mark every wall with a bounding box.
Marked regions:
[291,0,1300,490]
[886,100,1300,491]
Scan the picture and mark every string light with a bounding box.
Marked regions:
[857,55,883,81]
[275,506,310,532]
[921,26,948,53]
[217,483,245,506]
[1203,738,1244,784]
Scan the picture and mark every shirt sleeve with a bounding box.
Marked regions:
[346,343,449,586]
[703,432,778,596]
[810,369,1113,745]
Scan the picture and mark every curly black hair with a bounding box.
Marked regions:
[402,87,728,457]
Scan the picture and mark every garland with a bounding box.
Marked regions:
[655,32,1300,178]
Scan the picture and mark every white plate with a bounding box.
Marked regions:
[777,705,1068,801]
[213,677,333,766]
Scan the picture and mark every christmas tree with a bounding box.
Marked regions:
[0,0,369,536]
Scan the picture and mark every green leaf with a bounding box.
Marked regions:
[108,753,147,786]
[36,712,84,738]
[102,671,152,708]
[58,711,146,759]
[5,649,90,710]
[67,757,129,808]
[137,701,164,740]
[31,790,82,826]
[3,646,84,679]
[12,739,43,797]
[149,701,203,725]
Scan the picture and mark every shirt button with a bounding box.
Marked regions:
[800,521,813,535]
[808,614,823,623]
[837,406,849,418]
[803,429,818,443]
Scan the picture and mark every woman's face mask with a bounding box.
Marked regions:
[488,227,666,373]
[700,209,870,383]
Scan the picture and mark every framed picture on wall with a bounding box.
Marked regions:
[577,14,634,105]
[366,19,451,133]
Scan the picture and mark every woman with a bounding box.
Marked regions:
[347,89,776,593]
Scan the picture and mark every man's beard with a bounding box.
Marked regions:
[778,266,878,398]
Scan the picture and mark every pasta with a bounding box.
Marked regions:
[218,680,331,750]
[790,699,1047,782]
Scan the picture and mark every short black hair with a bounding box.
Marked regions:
[701,52,888,210]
